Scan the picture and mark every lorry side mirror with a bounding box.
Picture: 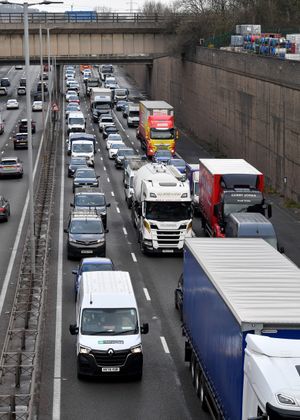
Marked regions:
[72,269,78,275]
[69,324,79,335]
[70,203,74,207]
[141,323,149,334]
[64,228,68,233]
[267,204,272,218]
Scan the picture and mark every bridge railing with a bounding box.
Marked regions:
[0,12,174,24]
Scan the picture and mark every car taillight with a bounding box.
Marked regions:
[0,207,5,213]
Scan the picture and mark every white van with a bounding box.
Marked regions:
[71,140,94,167]
[67,111,85,134]
[69,271,149,380]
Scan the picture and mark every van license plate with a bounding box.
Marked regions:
[81,250,93,254]
[102,367,120,372]
[162,249,174,253]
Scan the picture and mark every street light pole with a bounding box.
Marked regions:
[24,2,36,277]
[47,27,52,135]
[39,25,45,133]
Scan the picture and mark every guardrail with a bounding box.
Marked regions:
[0,12,177,24]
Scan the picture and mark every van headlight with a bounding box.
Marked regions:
[131,345,142,353]
[79,345,91,354]
[276,394,296,405]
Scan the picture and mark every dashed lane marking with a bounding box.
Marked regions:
[131,252,137,262]
[143,288,151,301]
[160,337,170,354]
[103,166,106,171]
[107,177,110,183]
[111,191,115,196]
[123,227,127,235]
[116,206,120,213]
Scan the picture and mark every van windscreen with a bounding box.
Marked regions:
[81,308,138,335]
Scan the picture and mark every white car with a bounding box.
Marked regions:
[106,133,123,150]
[65,90,78,101]
[108,142,126,159]
[66,78,76,88]
[32,101,43,112]
[98,115,114,132]
[68,82,80,92]
[6,99,19,110]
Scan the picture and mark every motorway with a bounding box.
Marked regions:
[0,64,299,420]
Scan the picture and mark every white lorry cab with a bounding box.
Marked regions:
[69,271,149,380]
[67,111,86,134]
[71,140,94,167]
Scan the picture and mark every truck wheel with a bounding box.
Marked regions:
[195,364,200,397]
[200,376,209,412]
[190,353,196,385]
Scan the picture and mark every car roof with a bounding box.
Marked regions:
[81,257,113,265]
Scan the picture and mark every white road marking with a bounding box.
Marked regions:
[123,227,127,235]
[98,149,100,153]
[116,206,120,213]
[100,157,103,160]
[143,288,151,301]
[160,336,170,354]
[131,252,137,262]
[103,166,106,171]
[5,143,8,147]
[1,151,4,154]
[0,107,50,316]
[111,191,115,197]
[52,117,64,420]
[107,177,110,183]
[112,110,125,132]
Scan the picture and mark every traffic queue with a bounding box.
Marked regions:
[63,63,300,420]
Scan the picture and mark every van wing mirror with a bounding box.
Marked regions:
[106,203,111,208]
[141,323,149,334]
[69,324,79,335]
[267,204,272,218]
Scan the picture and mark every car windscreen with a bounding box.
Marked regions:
[128,111,139,117]
[72,144,93,153]
[81,263,113,272]
[75,169,95,178]
[118,150,135,157]
[70,219,103,234]
[150,128,174,139]
[81,308,138,335]
[75,194,105,206]
[69,118,84,125]
[115,89,127,96]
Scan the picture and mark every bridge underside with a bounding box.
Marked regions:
[0,26,172,61]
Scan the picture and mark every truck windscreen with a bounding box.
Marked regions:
[223,191,264,217]
[150,128,174,140]
[73,144,93,153]
[95,103,110,109]
[146,201,191,221]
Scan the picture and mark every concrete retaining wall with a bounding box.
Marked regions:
[126,48,300,201]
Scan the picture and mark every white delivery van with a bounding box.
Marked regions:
[67,111,86,134]
[71,140,94,167]
[69,271,149,380]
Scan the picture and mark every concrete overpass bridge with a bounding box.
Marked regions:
[0,12,178,64]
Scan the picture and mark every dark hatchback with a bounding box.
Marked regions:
[115,148,136,169]
[72,168,99,193]
[64,210,108,259]
[72,188,110,229]
[67,157,88,177]
[103,125,118,140]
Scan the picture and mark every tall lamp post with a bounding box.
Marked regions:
[0,1,63,277]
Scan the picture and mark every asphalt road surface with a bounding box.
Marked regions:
[0,63,299,420]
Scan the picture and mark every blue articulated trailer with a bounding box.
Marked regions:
[183,238,300,420]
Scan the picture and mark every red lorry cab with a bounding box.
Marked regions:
[199,159,269,237]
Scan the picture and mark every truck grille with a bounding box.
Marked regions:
[91,349,130,366]
[155,230,182,246]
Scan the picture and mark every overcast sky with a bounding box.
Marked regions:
[37,0,165,13]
